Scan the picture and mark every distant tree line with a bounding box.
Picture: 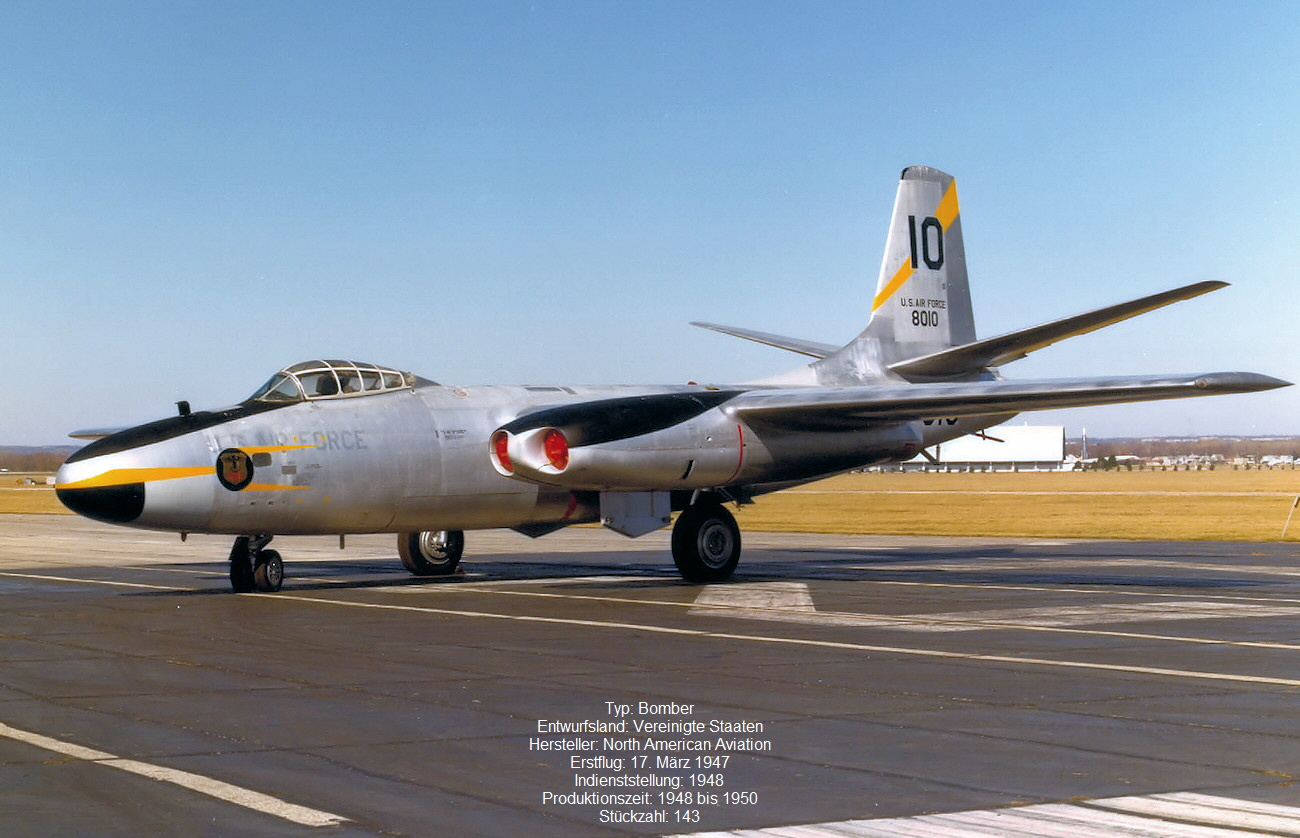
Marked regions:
[1067,437,1300,461]
[0,449,78,473]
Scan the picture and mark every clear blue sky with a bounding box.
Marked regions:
[4,1,1298,445]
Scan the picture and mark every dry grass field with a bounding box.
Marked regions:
[0,475,63,515]
[5,469,1299,541]
[738,469,1300,542]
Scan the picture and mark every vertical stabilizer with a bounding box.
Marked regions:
[814,166,976,384]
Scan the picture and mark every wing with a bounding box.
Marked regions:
[727,372,1289,431]
[888,281,1227,379]
[690,322,839,359]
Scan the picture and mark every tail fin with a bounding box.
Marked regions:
[814,166,976,384]
[703,168,1237,389]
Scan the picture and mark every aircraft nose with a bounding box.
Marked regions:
[55,466,145,524]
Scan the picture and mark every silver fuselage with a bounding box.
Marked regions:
[55,381,1001,536]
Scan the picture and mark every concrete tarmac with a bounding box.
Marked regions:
[3,514,1300,836]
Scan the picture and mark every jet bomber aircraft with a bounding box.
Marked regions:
[56,167,1289,592]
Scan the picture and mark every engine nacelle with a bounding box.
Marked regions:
[490,415,744,491]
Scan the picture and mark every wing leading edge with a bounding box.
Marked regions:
[726,372,1290,432]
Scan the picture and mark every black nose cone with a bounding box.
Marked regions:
[56,484,145,524]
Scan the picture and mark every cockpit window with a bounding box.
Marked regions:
[250,373,304,403]
[249,360,417,403]
[300,371,340,398]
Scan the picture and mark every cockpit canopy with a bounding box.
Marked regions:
[249,360,417,404]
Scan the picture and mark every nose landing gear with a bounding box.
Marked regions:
[229,535,283,593]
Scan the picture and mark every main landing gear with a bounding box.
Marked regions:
[229,535,283,593]
[671,500,741,583]
[224,515,734,592]
[398,530,465,576]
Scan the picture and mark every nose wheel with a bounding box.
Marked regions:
[229,535,283,593]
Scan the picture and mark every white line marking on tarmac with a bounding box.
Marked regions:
[1083,557,1300,577]
[0,571,187,591]
[890,601,1300,631]
[0,722,348,828]
[687,584,1300,650]
[20,563,1298,656]
[691,586,1300,632]
[457,574,668,586]
[270,592,1300,689]
[692,582,817,613]
[663,792,1300,837]
[848,556,1300,578]
[1094,792,1300,835]
[851,576,1300,607]
[385,580,1300,652]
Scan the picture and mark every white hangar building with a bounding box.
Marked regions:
[899,424,1067,472]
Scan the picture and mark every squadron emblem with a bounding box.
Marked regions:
[216,448,255,491]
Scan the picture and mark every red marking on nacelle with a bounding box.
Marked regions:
[725,423,746,484]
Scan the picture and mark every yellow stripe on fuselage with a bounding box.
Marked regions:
[58,446,320,492]
[240,444,321,455]
[57,467,214,490]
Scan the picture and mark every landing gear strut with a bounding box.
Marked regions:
[671,501,741,583]
[229,535,283,593]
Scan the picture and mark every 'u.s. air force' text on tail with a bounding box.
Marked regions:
[56,166,1290,591]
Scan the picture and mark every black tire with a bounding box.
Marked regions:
[671,502,741,583]
[229,537,254,593]
[253,549,284,593]
[399,530,464,576]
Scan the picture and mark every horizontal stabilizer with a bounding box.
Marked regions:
[729,371,1289,431]
[889,281,1227,379]
[69,427,127,441]
[691,322,839,359]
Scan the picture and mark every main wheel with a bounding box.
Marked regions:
[399,530,464,576]
[671,502,741,583]
[252,549,284,593]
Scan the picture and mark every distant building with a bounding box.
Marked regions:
[892,424,1066,472]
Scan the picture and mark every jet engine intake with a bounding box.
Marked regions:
[490,427,571,478]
